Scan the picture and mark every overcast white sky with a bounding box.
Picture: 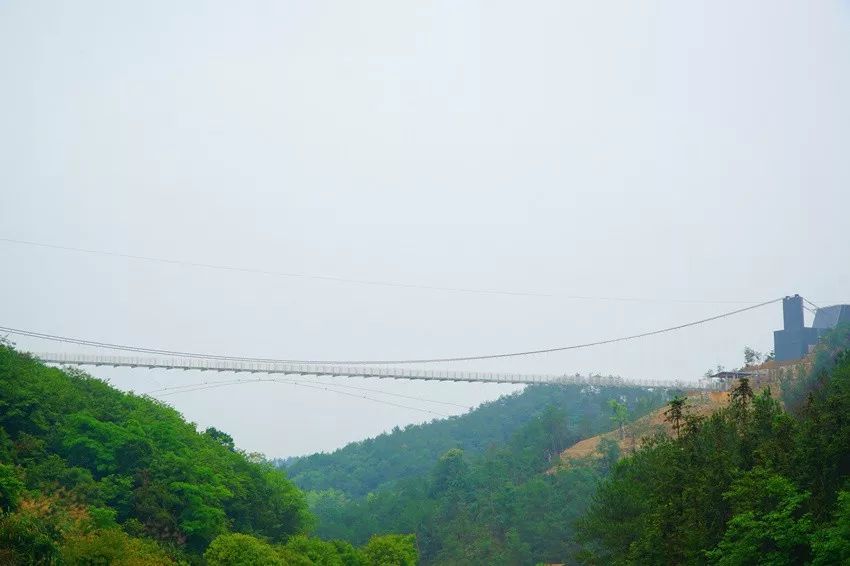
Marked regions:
[2,1,849,457]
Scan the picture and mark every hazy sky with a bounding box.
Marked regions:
[2,1,849,457]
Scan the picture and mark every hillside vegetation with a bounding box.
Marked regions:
[284,382,666,497]
[6,324,849,564]
[578,325,850,564]
[557,389,730,466]
[290,327,850,564]
[287,383,672,564]
[0,344,416,565]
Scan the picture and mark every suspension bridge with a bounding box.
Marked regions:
[0,238,816,395]
[2,296,795,394]
[32,352,719,390]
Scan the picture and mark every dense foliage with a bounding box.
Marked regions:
[284,382,665,497]
[291,384,670,564]
[577,326,850,565]
[0,345,417,564]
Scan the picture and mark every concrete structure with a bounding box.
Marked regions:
[774,295,850,362]
[774,295,820,362]
[813,304,850,331]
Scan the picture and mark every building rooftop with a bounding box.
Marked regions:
[813,304,850,330]
[710,370,754,380]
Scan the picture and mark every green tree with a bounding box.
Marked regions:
[430,448,469,497]
[730,377,755,431]
[0,505,60,564]
[706,470,812,565]
[0,463,24,512]
[362,534,418,566]
[608,400,629,440]
[60,527,174,565]
[663,396,687,439]
[501,526,533,565]
[811,491,850,565]
[743,347,762,366]
[204,533,284,566]
[204,427,236,451]
[285,534,351,565]
[597,437,621,473]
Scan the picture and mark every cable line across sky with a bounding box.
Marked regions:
[149,377,453,417]
[146,376,472,410]
[0,236,787,304]
[1,297,782,366]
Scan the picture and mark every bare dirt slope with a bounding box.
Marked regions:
[557,355,816,469]
[553,358,809,470]
[556,390,731,467]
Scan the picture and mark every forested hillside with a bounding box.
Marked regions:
[0,344,416,565]
[284,381,665,497]
[287,383,672,564]
[9,328,848,565]
[578,326,850,565]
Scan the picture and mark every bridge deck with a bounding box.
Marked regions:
[34,352,717,390]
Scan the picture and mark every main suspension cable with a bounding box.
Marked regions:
[0,297,782,365]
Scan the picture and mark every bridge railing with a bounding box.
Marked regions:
[32,352,719,390]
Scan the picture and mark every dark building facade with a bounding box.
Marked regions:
[813,304,850,331]
[774,296,819,362]
[774,295,850,362]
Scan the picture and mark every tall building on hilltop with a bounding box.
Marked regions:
[774,295,850,362]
